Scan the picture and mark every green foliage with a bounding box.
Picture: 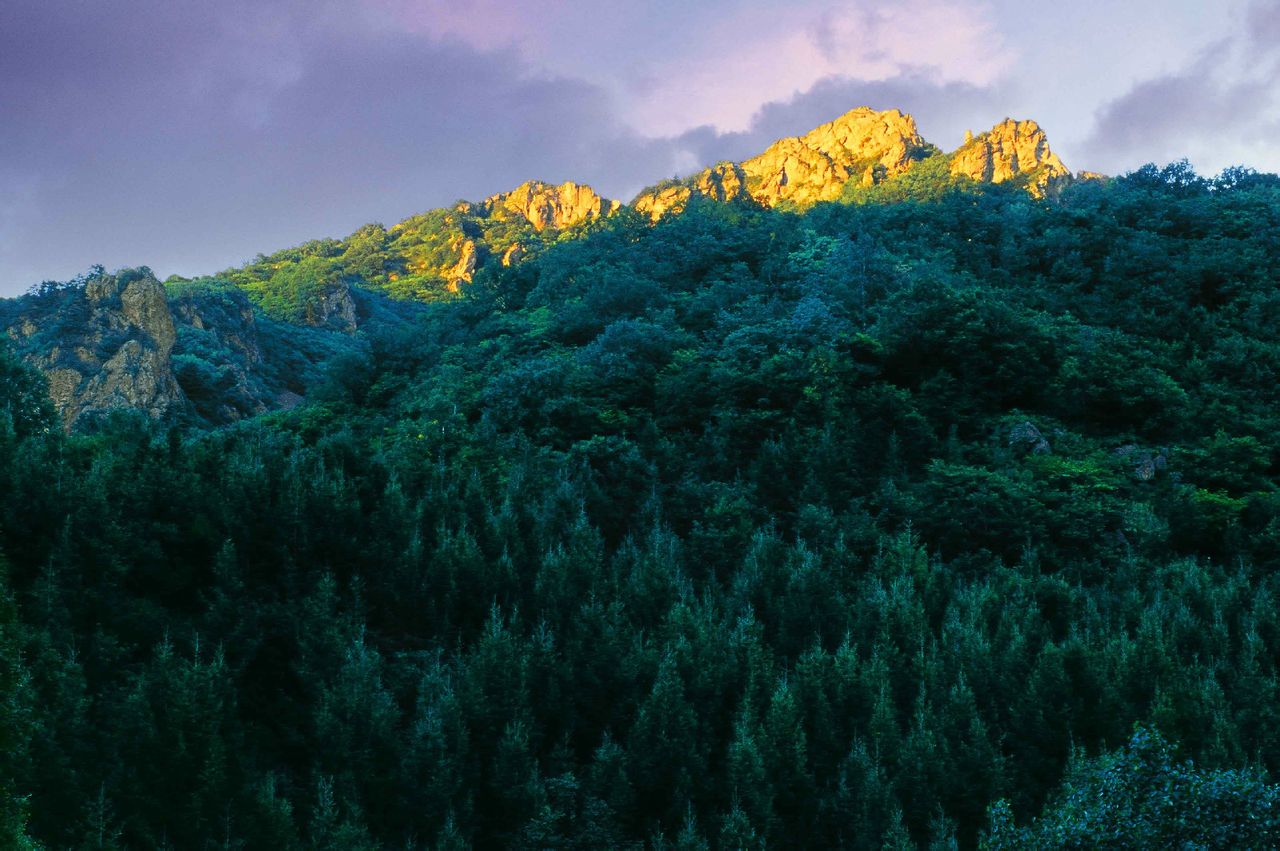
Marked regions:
[982,728,1280,849]
[4,161,1280,847]
[0,342,54,439]
[0,554,37,849]
[841,151,979,203]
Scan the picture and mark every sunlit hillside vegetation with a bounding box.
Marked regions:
[198,196,624,318]
[4,162,1280,847]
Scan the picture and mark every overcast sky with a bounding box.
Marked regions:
[2,0,1277,293]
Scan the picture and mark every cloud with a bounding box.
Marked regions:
[0,0,1023,293]
[687,71,1012,163]
[362,0,1011,138]
[1080,0,1280,175]
[0,1,695,291]
[623,0,1013,136]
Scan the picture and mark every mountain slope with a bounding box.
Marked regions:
[216,105,1082,313]
[633,108,1076,217]
[3,160,1280,848]
[2,104,1084,429]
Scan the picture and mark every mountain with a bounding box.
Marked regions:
[633,107,1076,217]
[1,105,1083,429]
[0,270,184,429]
[7,110,1280,849]
[948,118,1071,198]
[634,106,935,217]
[0,267,420,428]
[216,106,1080,311]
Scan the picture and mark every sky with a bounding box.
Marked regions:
[1,0,1277,294]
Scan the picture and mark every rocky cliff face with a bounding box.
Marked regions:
[634,108,1080,218]
[949,119,1071,198]
[635,107,934,219]
[5,271,185,428]
[304,282,359,332]
[481,181,621,232]
[742,107,932,206]
[169,286,271,424]
[1,268,397,429]
[448,239,478,287]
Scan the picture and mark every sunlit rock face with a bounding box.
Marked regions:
[633,163,750,220]
[741,106,933,206]
[427,180,618,286]
[949,119,1071,198]
[7,271,185,428]
[634,107,934,218]
[632,107,1081,218]
[448,238,478,287]
[483,180,621,232]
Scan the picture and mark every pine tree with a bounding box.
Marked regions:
[0,554,36,849]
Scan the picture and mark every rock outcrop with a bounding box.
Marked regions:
[635,107,933,219]
[949,119,1071,198]
[398,181,619,290]
[482,180,621,232]
[303,282,359,332]
[6,271,185,428]
[1113,444,1168,482]
[170,286,270,424]
[448,239,478,287]
[1008,421,1052,456]
[743,107,932,205]
[634,163,751,220]
[501,243,525,267]
[633,108,1083,219]
[3,267,425,429]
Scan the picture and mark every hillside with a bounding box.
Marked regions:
[2,106,1088,431]
[3,153,1280,848]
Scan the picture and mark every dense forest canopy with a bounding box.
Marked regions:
[4,162,1280,847]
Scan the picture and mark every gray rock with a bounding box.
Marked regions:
[1009,421,1051,456]
[12,271,186,428]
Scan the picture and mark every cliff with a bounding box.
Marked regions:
[480,180,621,232]
[949,119,1071,198]
[635,107,935,218]
[5,271,185,429]
[1,269,415,430]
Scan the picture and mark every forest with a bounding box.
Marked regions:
[4,162,1280,848]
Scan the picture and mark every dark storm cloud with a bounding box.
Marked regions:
[668,71,1010,169]
[1081,0,1280,174]
[0,0,1013,292]
[0,1,687,291]
[0,0,1004,293]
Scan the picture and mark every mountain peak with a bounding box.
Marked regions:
[743,106,933,205]
[949,118,1070,197]
[481,180,620,232]
[634,106,935,219]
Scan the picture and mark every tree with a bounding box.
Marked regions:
[0,554,36,849]
[981,728,1280,849]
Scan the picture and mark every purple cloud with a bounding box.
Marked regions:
[1080,0,1280,175]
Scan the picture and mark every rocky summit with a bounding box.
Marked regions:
[741,107,933,205]
[5,271,185,429]
[635,107,934,218]
[634,107,1075,217]
[949,118,1071,198]
[0,104,1088,430]
[481,180,622,232]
